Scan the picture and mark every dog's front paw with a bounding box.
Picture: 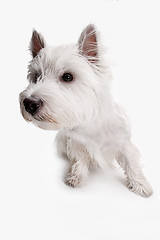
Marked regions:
[126,179,153,198]
[65,173,82,187]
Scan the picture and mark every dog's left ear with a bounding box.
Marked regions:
[30,30,46,58]
[78,24,98,63]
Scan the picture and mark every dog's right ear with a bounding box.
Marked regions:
[78,24,99,63]
[30,30,45,58]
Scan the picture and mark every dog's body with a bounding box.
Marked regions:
[19,25,152,197]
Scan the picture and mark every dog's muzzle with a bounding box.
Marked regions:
[23,96,43,115]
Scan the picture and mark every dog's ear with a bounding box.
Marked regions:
[78,24,98,63]
[30,30,45,58]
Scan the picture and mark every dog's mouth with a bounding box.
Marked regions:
[22,108,58,124]
[32,112,58,124]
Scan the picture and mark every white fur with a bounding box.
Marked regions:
[19,24,153,197]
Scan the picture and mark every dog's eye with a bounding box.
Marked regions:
[33,72,41,83]
[62,73,73,82]
[34,73,39,82]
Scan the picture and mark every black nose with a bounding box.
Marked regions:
[23,96,43,115]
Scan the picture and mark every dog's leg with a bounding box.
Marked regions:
[65,138,90,187]
[117,142,153,197]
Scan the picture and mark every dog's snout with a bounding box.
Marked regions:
[23,96,43,115]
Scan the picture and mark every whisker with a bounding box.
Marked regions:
[43,112,59,124]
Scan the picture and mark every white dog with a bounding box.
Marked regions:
[19,24,153,197]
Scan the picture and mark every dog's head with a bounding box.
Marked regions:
[19,24,110,130]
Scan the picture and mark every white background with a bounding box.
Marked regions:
[0,0,160,239]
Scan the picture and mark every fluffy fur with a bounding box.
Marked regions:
[19,24,153,197]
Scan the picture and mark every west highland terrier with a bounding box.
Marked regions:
[19,24,153,197]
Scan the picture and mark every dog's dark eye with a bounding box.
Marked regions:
[34,73,39,82]
[33,72,41,83]
[62,73,73,82]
